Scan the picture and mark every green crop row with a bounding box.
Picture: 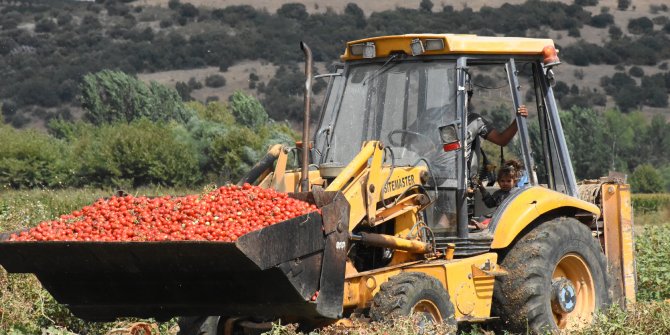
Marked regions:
[632,194,670,214]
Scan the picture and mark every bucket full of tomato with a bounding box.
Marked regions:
[0,190,349,323]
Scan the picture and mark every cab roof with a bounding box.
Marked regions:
[341,34,556,61]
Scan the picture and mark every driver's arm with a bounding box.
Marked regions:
[484,105,528,146]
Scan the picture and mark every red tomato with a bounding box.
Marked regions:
[10,185,318,242]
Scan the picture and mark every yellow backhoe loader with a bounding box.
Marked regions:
[0,34,636,334]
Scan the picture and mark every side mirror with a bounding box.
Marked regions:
[438,123,461,152]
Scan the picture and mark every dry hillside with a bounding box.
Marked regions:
[135,0,654,15]
[132,0,669,118]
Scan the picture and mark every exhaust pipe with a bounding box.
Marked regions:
[300,41,312,192]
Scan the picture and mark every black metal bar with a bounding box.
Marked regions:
[456,57,469,239]
[506,58,536,186]
[539,68,578,197]
[300,42,313,192]
[533,62,555,190]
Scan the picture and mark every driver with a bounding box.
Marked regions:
[466,103,528,180]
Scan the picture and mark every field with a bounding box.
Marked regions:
[0,188,669,334]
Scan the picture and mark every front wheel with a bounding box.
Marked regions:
[492,217,611,334]
[370,272,456,333]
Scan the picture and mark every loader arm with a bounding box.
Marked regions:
[260,141,430,234]
[324,141,428,232]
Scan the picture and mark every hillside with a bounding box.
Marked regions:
[130,0,670,117]
[0,0,669,129]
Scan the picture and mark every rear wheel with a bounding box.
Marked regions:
[493,217,611,334]
[370,272,456,331]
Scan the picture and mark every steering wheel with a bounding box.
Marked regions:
[387,129,438,153]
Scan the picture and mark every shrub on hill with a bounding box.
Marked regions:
[588,12,614,27]
[205,74,226,88]
[80,70,192,125]
[628,16,654,34]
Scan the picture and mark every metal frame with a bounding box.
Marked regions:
[311,53,576,242]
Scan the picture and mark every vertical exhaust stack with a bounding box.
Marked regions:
[300,41,312,192]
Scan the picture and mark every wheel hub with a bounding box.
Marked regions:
[551,277,577,314]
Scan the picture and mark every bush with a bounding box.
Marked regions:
[35,18,57,33]
[589,13,613,27]
[628,17,654,34]
[629,66,645,77]
[168,0,180,10]
[188,77,203,89]
[71,120,202,187]
[568,26,581,37]
[159,18,172,28]
[277,3,308,20]
[575,0,598,6]
[179,3,199,18]
[617,0,631,10]
[631,164,664,193]
[609,25,623,39]
[0,124,72,188]
[205,74,226,88]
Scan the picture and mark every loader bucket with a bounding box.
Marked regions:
[0,191,349,322]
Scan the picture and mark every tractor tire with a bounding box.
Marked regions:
[176,316,221,335]
[492,217,611,334]
[370,272,456,329]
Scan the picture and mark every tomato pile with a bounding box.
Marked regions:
[9,184,319,242]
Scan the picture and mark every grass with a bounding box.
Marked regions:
[0,189,669,334]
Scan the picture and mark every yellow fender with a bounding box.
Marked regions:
[490,186,600,249]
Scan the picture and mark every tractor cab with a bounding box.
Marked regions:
[313,34,574,255]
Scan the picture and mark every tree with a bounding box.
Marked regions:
[344,3,366,28]
[179,3,199,18]
[589,13,613,27]
[205,74,226,88]
[628,66,644,77]
[420,0,434,12]
[229,91,268,128]
[80,70,192,125]
[641,75,669,108]
[628,17,654,34]
[608,25,623,39]
[630,164,663,193]
[617,0,630,10]
[277,3,308,21]
[575,0,598,6]
[175,81,194,101]
[35,18,57,33]
[168,0,180,10]
[560,107,610,179]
